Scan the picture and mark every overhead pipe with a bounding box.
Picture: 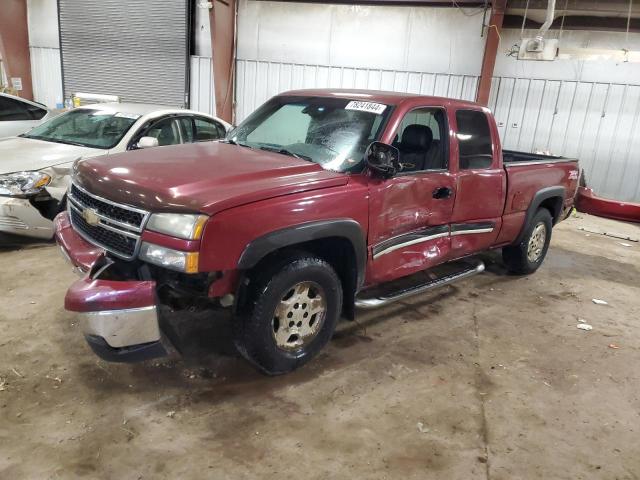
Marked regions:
[527,0,556,51]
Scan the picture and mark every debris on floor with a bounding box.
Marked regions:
[578,227,639,242]
[577,323,593,331]
[166,411,176,418]
[608,344,620,349]
[619,242,632,247]
[592,299,608,305]
[416,422,430,433]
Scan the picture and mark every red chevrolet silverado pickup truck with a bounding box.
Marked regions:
[55,89,579,374]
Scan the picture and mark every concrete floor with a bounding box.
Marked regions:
[0,213,639,479]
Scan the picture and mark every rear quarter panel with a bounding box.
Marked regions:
[496,161,579,244]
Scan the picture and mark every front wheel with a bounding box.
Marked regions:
[502,208,553,274]
[233,254,342,375]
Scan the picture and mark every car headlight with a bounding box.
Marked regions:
[146,213,208,240]
[139,242,199,273]
[0,171,51,197]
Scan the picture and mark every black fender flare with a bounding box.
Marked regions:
[237,219,367,288]
[514,186,565,245]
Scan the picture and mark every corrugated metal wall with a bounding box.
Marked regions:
[29,47,63,108]
[489,77,640,202]
[235,60,479,121]
[232,64,640,202]
[189,56,215,115]
[58,0,189,107]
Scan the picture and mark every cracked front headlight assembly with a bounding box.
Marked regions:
[0,171,51,197]
[145,213,208,240]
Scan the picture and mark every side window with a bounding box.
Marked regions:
[193,117,225,142]
[456,110,493,169]
[178,117,194,143]
[26,104,47,120]
[393,107,447,173]
[0,96,32,121]
[143,118,182,146]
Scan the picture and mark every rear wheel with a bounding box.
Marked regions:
[502,208,553,274]
[233,254,342,375]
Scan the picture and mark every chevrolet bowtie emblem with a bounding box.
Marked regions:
[82,208,100,226]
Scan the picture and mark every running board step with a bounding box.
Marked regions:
[354,260,485,309]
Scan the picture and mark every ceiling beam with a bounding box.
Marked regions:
[0,0,33,99]
[476,0,507,105]
[209,0,237,123]
[503,14,640,33]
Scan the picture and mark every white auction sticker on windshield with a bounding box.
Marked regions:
[345,101,387,115]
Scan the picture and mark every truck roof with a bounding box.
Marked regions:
[282,88,484,108]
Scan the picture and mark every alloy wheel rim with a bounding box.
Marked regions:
[527,222,547,263]
[272,281,327,351]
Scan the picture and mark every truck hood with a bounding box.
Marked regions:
[0,136,102,174]
[74,142,349,215]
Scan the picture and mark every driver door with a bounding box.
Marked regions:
[367,107,456,284]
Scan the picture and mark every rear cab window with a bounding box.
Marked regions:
[455,109,494,170]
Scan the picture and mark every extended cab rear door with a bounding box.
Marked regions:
[448,108,506,259]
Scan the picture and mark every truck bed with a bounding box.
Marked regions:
[503,149,578,166]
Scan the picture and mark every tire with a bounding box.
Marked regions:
[502,208,553,275]
[233,253,342,375]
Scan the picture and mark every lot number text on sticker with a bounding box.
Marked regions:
[345,101,387,115]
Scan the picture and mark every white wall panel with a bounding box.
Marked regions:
[29,47,63,108]
[237,0,485,74]
[189,56,215,115]
[492,77,640,202]
[236,60,479,122]
[27,0,63,107]
[27,0,60,48]
[496,29,640,84]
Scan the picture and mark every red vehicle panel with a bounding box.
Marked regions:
[576,186,640,223]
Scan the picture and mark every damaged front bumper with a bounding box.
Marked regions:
[0,174,68,241]
[0,196,56,239]
[55,211,173,363]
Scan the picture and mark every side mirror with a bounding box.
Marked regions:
[365,141,400,178]
[136,136,159,149]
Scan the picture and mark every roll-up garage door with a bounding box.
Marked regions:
[58,0,189,107]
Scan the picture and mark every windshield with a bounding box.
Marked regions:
[227,96,391,172]
[21,108,139,149]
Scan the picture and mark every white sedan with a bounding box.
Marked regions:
[0,103,230,242]
[0,92,55,138]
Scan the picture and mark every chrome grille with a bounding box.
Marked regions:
[67,182,150,260]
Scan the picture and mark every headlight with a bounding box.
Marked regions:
[139,242,199,273]
[146,213,208,240]
[0,171,51,197]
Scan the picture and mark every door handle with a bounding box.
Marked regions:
[432,187,452,199]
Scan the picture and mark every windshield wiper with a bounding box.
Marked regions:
[221,139,251,148]
[22,135,88,147]
[259,146,313,162]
